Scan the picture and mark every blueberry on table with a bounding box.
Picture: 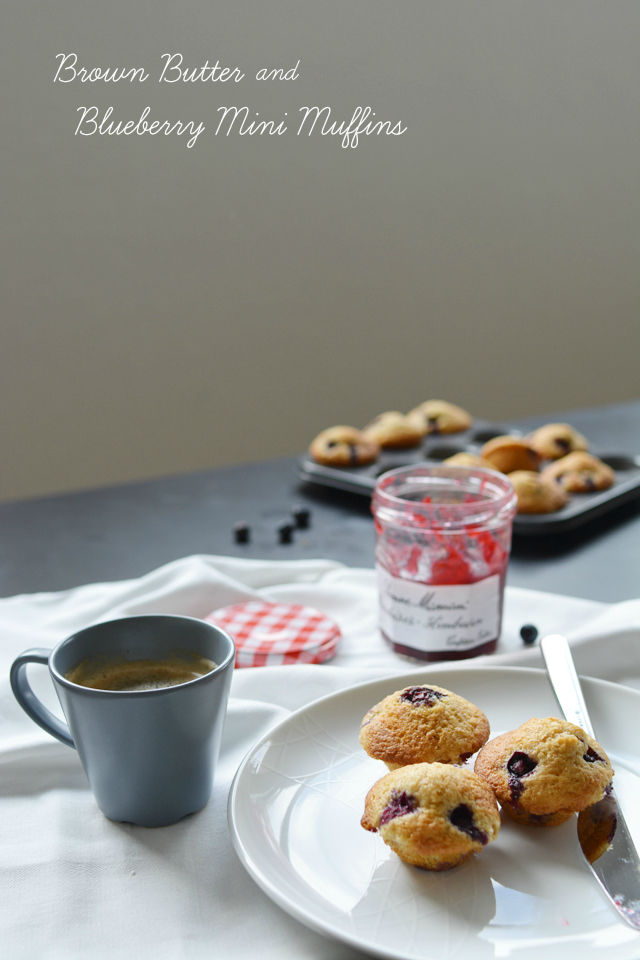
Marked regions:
[520,624,538,644]
[278,522,295,544]
[291,506,310,529]
[233,522,250,544]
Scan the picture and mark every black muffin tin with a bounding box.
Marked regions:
[298,420,640,535]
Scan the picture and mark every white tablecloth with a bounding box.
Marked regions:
[2,555,640,959]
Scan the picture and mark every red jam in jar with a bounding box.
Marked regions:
[371,464,517,662]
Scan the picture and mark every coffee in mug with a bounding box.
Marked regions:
[65,650,217,691]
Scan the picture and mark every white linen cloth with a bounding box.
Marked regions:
[1,554,639,959]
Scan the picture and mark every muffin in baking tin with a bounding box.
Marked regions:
[480,436,541,474]
[528,423,589,460]
[361,762,501,870]
[541,451,615,493]
[362,411,424,449]
[508,470,571,514]
[309,426,379,467]
[406,400,472,435]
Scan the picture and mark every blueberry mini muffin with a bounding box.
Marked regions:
[406,400,472,435]
[474,717,613,827]
[443,452,496,469]
[479,436,541,474]
[361,762,501,869]
[509,470,571,514]
[359,684,490,769]
[528,423,589,460]
[309,426,380,467]
[541,451,615,493]
[362,411,424,449]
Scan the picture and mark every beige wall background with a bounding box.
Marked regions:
[2,0,638,502]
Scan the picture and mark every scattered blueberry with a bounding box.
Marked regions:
[584,746,604,763]
[292,506,310,529]
[278,522,295,545]
[233,522,250,544]
[520,624,539,645]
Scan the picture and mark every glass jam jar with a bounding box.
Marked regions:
[372,464,517,662]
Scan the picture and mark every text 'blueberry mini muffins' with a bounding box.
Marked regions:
[361,762,501,870]
[474,717,614,826]
[359,683,490,769]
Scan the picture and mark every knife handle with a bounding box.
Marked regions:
[539,634,595,738]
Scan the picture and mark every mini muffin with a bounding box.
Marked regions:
[541,451,615,493]
[509,470,570,514]
[359,683,490,769]
[443,452,496,469]
[406,400,472,435]
[528,423,589,460]
[361,762,501,869]
[309,426,379,467]
[480,436,541,474]
[362,411,424,449]
[474,717,613,827]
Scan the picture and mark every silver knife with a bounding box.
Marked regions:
[540,634,640,930]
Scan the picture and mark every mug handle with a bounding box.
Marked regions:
[10,649,75,748]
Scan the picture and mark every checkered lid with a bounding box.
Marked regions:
[205,600,341,668]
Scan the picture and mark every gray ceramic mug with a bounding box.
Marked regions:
[10,615,235,827]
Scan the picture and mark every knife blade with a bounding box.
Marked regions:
[540,634,640,930]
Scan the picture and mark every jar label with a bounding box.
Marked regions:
[376,566,501,653]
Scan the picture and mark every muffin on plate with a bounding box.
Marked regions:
[474,717,614,826]
[359,683,490,769]
[361,762,501,869]
[309,426,379,467]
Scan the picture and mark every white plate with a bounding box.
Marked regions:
[228,667,640,960]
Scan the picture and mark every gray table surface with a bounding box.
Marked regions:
[0,401,638,603]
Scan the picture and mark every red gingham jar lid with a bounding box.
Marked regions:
[204,600,342,668]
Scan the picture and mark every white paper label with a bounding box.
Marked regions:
[376,565,500,653]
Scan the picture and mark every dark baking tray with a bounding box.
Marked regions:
[298,420,640,535]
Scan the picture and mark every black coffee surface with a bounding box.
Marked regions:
[65,650,217,691]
